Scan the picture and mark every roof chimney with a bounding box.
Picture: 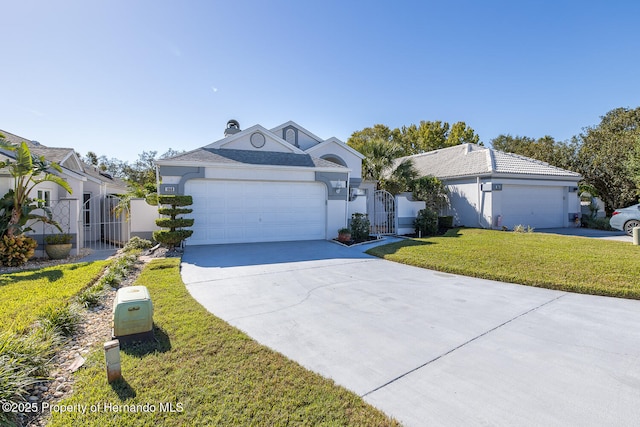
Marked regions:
[224,119,241,137]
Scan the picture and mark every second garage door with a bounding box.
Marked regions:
[500,185,565,228]
[184,180,327,245]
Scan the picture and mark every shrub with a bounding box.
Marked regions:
[38,303,82,337]
[513,224,535,233]
[582,216,613,231]
[0,235,37,267]
[0,328,58,426]
[77,287,103,308]
[350,213,370,241]
[125,236,153,251]
[44,233,73,245]
[415,208,438,237]
[438,216,453,229]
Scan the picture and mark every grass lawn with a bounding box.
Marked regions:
[367,228,640,299]
[0,261,109,332]
[49,258,398,426]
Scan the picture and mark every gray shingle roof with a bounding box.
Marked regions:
[397,143,581,179]
[0,129,75,164]
[163,147,346,169]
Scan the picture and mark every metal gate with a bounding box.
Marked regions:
[81,195,130,250]
[371,190,396,235]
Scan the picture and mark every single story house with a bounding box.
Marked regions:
[395,143,582,229]
[0,129,130,255]
[156,120,365,245]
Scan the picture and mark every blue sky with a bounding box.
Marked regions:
[2,1,639,163]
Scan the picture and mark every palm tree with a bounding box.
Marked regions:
[359,138,417,194]
[0,136,72,237]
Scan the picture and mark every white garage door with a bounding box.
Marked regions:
[501,185,565,228]
[184,180,327,245]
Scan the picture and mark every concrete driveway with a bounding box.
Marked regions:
[182,240,640,426]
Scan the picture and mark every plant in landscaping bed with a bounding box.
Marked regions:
[582,216,613,231]
[44,233,74,260]
[153,195,194,248]
[77,286,103,308]
[513,224,534,233]
[37,303,82,337]
[44,233,73,245]
[0,234,38,267]
[124,236,153,251]
[0,135,72,267]
[414,208,438,237]
[0,327,60,426]
[337,227,352,242]
[438,215,453,229]
[350,213,370,241]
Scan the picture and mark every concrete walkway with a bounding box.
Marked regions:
[537,227,631,242]
[182,240,640,426]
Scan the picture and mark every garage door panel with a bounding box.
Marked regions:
[185,180,327,245]
[501,185,564,228]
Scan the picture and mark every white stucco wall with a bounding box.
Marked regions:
[130,198,160,235]
[307,141,362,179]
[445,179,489,228]
[348,194,367,219]
[327,199,347,239]
[396,194,426,235]
[296,129,322,151]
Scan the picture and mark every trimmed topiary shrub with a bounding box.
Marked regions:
[153,195,194,248]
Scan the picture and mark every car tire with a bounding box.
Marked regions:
[623,220,640,236]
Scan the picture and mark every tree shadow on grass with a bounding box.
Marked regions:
[0,269,64,287]
[119,324,172,357]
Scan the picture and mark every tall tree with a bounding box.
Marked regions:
[491,134,578,171]
[399,121,481,155]
[625,137,640,196]
[576,107,640,214]
[447,121,481,146]
[347,124,400,155]
[84,151,99,166]
[358,138,405,184]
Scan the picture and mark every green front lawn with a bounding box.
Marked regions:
[0,261,109,332]
[367,228,639,299]
[50,258,398,426]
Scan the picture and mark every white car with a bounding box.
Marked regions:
[610,203,640,235]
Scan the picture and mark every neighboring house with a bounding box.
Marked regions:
[395,143,582,229]
[0,129,129,255]
[156,120,365,245]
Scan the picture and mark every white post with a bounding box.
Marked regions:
[104,339,121,383]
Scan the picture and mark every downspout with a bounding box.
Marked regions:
[477,176,484,228]
[345,171,350,229]
[155,164,160,195]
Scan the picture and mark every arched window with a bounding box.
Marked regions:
[285,129,296,145]
[321,155,347,167]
